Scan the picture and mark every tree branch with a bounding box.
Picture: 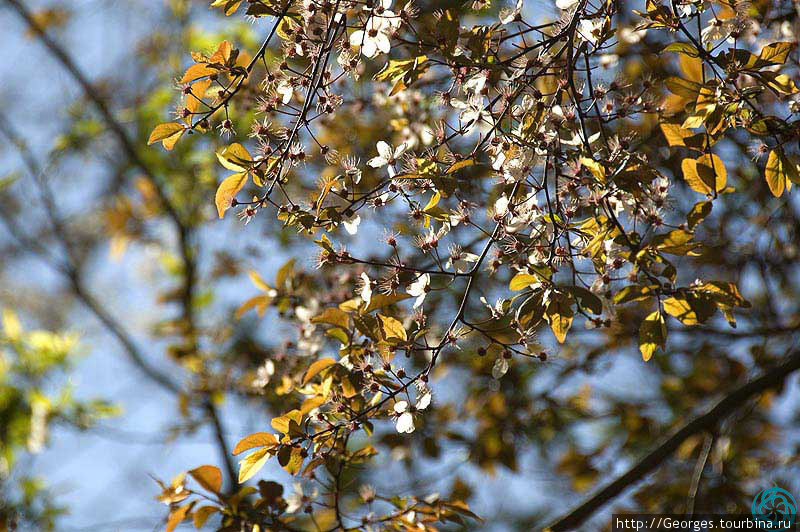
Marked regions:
[546,350,800,531]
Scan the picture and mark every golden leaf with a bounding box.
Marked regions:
[377,314,407,343]
[545,292,573,344]
[238,447,271,483]
[215,172,248,219]
[147,122,184,150]
[639,310,666,361]
[233,432,278,455]
[764,149,797,197]
[509,273,538,291]
[302,358,337,385]
[193,507,219,529]
[180,63,219,83]
[681,154,726,195]
[189,465,222,493]
[216,143,253,172]
[166,503,192,532]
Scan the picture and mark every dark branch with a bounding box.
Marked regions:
[546,350,800,531]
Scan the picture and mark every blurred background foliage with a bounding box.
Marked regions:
[0,0,799,531]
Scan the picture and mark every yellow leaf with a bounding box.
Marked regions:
[279,445,305,475]
[545,293,573,344]
[681,154,726,195]
[580,158,606,182]
[639,310,666,361]
[663,296,699,325]
[311,308,350,329]
[248,270,272,292]
[377,314,407,343]
[446,159,475,174]
[423,191,441,211]
[764,73,798,95]
[300,396,326,415]
[765,149,790,197]
[210,0,243,16]
[180,63,218,83]
[193,506,219,529]
[189,465,222,493]
[147,122,184,147]
[166,504,192,532]
[363,293,412,313]
[509,273,538,291]
[238,447,271,483]
[209,40,234,64]
[185,79,211,116]
[660,123,705,152]
[215,172,248,219]
[665,76,701,99]
[758,41,794,65]
[302,358,337,385]
[680,54,703,83]
[233,432,278,455]
[687,200,712,229]
[235,295,270,319]
[216,143,253,172]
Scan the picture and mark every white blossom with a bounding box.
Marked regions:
[367,140,408,177]
[406,273,430,308]
[360,272,373,305]
[276,80,293,104]
[350,17,392,58]
[394,400,415,433]
[343,214,361,235]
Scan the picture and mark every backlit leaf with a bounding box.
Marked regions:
[681,154,726,195]
[509,273,538,291]
[233,432,278,455]
[639,310,666,361]
[148,122,184,150]
[238,447,271,483]
[215,172,248,219]
[378,314,407,343]
[545,292,573,344]
[302,358,337,385]
[189,465,222,493]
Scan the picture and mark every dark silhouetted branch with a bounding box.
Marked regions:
[546,350,800,531]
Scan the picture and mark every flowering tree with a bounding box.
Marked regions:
[3,0,800,529]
